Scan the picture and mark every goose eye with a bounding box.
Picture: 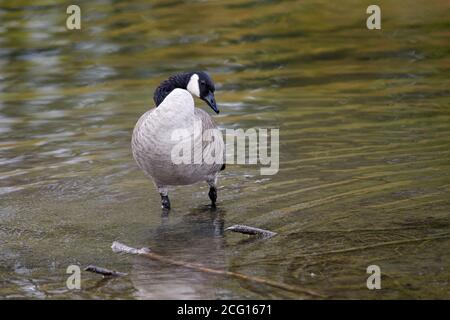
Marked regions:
[200,81,206,86]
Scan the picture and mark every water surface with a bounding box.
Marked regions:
[0,0,449,299]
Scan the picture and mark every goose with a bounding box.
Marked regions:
[131,72,225,210]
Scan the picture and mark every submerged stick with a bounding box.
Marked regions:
[111,241,324,298]
[225,224,277,238]
[84,265,128,277]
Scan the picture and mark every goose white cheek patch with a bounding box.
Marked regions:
[186,74,200,97]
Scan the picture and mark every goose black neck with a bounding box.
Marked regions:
[153,73,192,107]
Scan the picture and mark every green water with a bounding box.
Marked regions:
[0,0,449,299]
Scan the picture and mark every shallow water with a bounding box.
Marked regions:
[0,0,449,299]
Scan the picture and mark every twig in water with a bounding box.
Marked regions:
[84,265,128,277]
[111,241,325,298]
[225,224,277,238]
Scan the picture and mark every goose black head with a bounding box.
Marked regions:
[153,71,219,114]
[186,71,219,114]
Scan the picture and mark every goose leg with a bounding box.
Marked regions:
[207,178,218,208]
[161,195,170,210]
[157,186,170,210]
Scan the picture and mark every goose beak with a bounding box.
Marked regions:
[202,91,219,114]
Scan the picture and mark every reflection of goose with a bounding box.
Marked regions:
[130,208,226,299]
[132,72,224,210]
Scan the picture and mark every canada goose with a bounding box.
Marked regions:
[131,72,224,210]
